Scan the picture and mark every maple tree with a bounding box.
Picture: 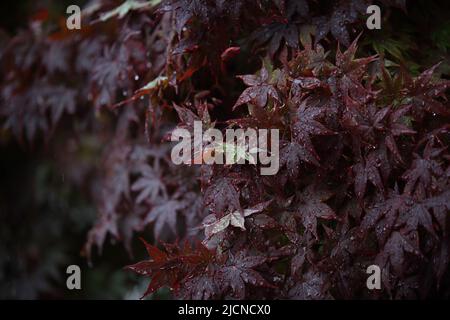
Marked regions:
[1,0,450,299]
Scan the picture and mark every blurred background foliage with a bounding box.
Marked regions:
[0,126,153,299]
[0,1,158,299]
[362,0,450,76]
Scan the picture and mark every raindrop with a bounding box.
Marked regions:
[134,75,140,81]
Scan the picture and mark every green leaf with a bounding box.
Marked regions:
[99,0,160,22]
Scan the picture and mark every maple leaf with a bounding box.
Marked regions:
[402,139,445,197]
[161,0,210,34]
[172,103,201,130]
[341,96,414,154]
[202,200,272,237]
[341,97,381,139]
[217,250,270,299]
[352,149,387,199]
[336,35,378,81]
[291,99,334,160]
[144,196,188,239]
[290,247,306,277]
[249,0,310,56]
[288,269,331,299]
[294,185,337,239]
[204,177,241,213]
[84,213,119,259]
[170,102,215,159]
[45,86,77,125]
[98,0,159,22]
[75,37,103,72]
[423,190,450,232]
[250,22,300,58]
[1,81,77,142]
[405,63,450,117]
[361,189,406,244]
[375,230,422,276]
[84,142,134,258]
[90,44,133,108]
[332,37,377,103]
[138,75,169,93]
[290,43,333,78]
[114,76,169,108]
[280,140,320,178]
[227,105,284,132]
[384,105,416,162]
[178,273,218,300]
[233,65,280,109]
[126,238,213,298]
[131,165,166,204]
[395,202,437,238]
[361,189,439,245]
[201,139,266,165]
[43,40,71,73]
[251,214,277,230]
[202,211,246,236]
[379,66,406,104]
[313,0,369,46]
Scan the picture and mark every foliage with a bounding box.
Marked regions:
[1,0,450,299]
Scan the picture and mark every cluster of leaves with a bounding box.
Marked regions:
[131,40,450,299]
[1,0,449,299]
